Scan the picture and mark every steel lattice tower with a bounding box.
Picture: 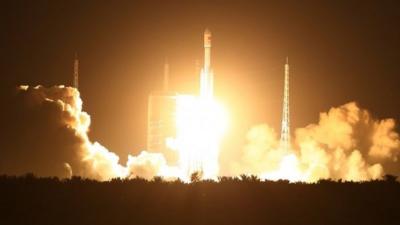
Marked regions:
[280,57,290,151]
[73,53,79,89]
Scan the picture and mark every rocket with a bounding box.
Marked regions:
[200,29,214,98]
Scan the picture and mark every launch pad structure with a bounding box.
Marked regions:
[146,59,179,164]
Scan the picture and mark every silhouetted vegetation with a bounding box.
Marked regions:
[0,174,399,225]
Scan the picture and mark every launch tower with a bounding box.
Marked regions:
[73,53,79,89]
[280,57,290,151]
[147,60,178,164]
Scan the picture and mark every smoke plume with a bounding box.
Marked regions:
[0,86,171,180]
[232,102,400,182]
[2,86,399,182]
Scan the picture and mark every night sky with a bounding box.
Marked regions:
[2,0,400,160]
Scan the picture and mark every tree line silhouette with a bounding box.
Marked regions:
[0,173,399,225]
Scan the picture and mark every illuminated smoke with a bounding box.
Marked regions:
[4,86,399,182]
[126,151,179,180]
[0,85,88,178]
[234,102,400,182]
[3,85,174,180]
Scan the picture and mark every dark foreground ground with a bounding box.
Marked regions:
[0,174,399,225]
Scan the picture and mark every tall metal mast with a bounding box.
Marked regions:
[73,53,79,89]
[280,57,290,151]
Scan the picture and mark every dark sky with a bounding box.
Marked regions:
[2,0,400,160]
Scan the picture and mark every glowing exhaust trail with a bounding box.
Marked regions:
[172,29,228,181]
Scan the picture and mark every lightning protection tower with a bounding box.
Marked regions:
[280,57,290,151]
[73,53,79,89]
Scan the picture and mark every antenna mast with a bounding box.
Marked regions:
[280,57,290,151]
[73,53,79,89]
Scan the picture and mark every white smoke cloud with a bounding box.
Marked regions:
[4,86,400,182]
[369,118,400,160]
[126,151,179,180]
[230,124,282,175]
[234,102,400,182]
[1,85,174,181]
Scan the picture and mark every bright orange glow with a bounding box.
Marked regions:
[260,153,305,182]
[168,95,228,182]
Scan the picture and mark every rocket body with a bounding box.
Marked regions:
[200,29,214,98]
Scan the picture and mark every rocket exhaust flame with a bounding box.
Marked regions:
[170,29,228,181]
[172,96,228,181]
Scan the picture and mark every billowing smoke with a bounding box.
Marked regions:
[2,86,399,182]
[0,85,171,180]
[232,102,400,182]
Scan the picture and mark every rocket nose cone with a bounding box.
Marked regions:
[204,28,211,35]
